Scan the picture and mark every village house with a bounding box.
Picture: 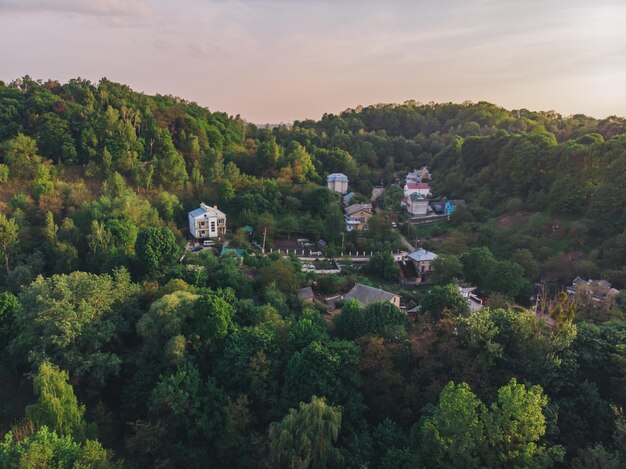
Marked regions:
[188,203,226,239]
[404,192,430,216]
[404,181,431,198]
[445,199,465,215]
[405,166,431,184]
[344,203,373,231]
[566,277,621,311]
[327,173,349,194]
[459,286,484,311]
[399,248,438,284]
[344,283,401,307]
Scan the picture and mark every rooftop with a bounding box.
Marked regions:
[345,203,373,215]
[327,173,348,182]
[409,192,427,201]
[406,182,430,190]
[407,248,438,262]
[297,287,315,300]
[344,283,398,305]
[189,203,226,218]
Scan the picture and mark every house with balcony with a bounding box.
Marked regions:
[344,203,373,232]
[188,203,226,239]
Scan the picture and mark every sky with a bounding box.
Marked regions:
[1,0,625,123]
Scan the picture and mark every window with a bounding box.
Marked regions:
[211,221,216,232]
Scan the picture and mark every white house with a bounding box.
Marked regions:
[188,203,226,239]
[404,192,429,216]
[404,182,431,198]
[327,173,349,194]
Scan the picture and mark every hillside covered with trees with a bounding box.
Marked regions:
[0,77,626,468]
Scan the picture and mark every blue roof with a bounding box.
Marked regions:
[189,207,206,217]
[343,192,355,204]
[220,247,244,257]
[327,173,348,182]
[407,248,437,262]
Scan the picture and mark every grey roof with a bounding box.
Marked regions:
[327,173,348,182]
[343,192,355,204]
[409,192,426,202]
[344,283,398,305]
[297,287,315,300]
[189,207,206,217]
[189,203,226,219]
[345,203,373,216]
[407,248,438,262]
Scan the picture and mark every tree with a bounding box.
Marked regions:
[0,291,20,349]
[283,339,362,419]
[419,381,486,468]
[431,255,463,285]
[366,253,400,282]
[334,300,407,340]
[0,427,116,468]
[25,361,88,441]
[260,258,298,294]
[269,396,342,469]
[419,379,563,468]
[420,284,470,320]
[482,378,564,467]
[154,129,188,188]
[12,269,139,386]
[135,226,179,275]
[0,213,19,274]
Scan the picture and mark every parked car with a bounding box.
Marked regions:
[191,246,204,252]
[203,240,215,247]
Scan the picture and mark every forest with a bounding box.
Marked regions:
[0,76,626,468]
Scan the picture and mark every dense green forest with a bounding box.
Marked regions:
[1,77,626,467]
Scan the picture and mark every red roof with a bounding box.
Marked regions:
[406,182,430,190]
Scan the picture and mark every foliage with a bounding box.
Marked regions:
[25,361,88,441]
[269,396,342,469]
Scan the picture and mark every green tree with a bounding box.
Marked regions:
[12,269,139,386]
[431,255,463,285]
[483,378,564,467]
[0,213,19,274]
[25,361,88,440]
[0,291,20,348]
[420,284,470,320]
[135,226,179,275]
[419,381,486,468]
[269,396,342,469]
[260,258,298,294]
[366,253,400,282]
[0,427,116,468]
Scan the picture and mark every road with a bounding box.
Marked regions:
[398,233,415,252]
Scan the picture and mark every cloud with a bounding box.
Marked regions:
[0,0,155,19]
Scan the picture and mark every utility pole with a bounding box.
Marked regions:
[262,227,267,255]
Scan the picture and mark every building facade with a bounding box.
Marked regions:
[188,203,226,239]
[344,203,373,231]
[327,173,349,194]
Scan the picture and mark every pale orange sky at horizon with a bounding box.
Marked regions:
[1,0,625,123]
